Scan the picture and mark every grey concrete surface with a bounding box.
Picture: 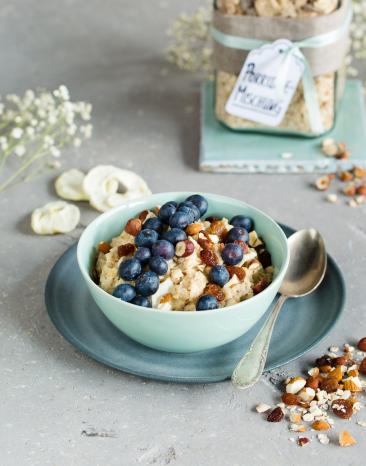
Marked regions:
[0,1,365,465]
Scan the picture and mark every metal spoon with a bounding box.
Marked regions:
[231,228,327,389]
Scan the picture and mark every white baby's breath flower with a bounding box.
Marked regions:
[14,115,22,124]
[11,127,23,139]
[50,146,61,158]
[73,137,82,148]
[43,135,54,148]
[0,103,4,115]
[26,127,35,137]
[67,124,77,136]
[30,118,38,127]
[14,145,26,157]
[0,136,8,150]
[58,85,70,101]
[80,124,92,139]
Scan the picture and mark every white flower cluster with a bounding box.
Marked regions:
[166,6,213,73]
[0,85,92,193]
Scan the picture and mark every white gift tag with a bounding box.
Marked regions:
[225,39,305,127]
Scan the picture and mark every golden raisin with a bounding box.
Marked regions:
[138,210,149,222]
[117,243,135,257]
[98,241,111,254]
[207,220,227,237]
[204,283,225,302]
[200,249,217,266]
[125,218,142,236]
[226,266,246,280]
[320,377,339,393]
[186,223,203,236]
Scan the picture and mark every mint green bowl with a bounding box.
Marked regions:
[77,192,289,353]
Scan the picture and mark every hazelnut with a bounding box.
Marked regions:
[186,223,203,236]
[356,185,366,196]
[297,387,315,402]
[314,175,331,191]
[358,357,366,375]
[138,210,149,222]
[343,183,356,197]
[357,337,366,352]
[333,355,348,366]
[125,218,142,236]
[353,166,366,178]
[175,240,195,258]
[306,376,320,390]
[286,376,306,394]
[98,241,111,253]
[281,393,300,406]
[339,171,354,182]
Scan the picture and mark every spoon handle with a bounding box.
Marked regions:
[231,294,288,389]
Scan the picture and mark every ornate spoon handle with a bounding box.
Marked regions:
[231,294,288,389]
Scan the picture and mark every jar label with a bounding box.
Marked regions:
[225,39,305,127]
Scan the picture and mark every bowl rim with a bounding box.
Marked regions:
[77,192,290,316]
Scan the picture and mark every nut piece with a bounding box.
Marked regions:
[353,166,366,178]
[175,240,195,258]
[316,355,332,367]
[333,355,348,366]
[356,185,366,196]
[226,266,246,280]
[297,387,315,402]
[255,403,271,413]
[281,393,300,406]
[339,170,354,182]
[332,399,353,419]
[186,223,203,236]
[98,241,111,254]
[339,431,357,447]
[289,423,306,432]
[306,376,320,390]
[320,377,339,393]
[357,337,366,352]
[125,218,142,236]
[315,175,331,191]
[266,407,284,423]
[343,183,356,197]
[289,412,302,424]
[286,377,306,394]
[203,283,225,302]
[312,420,331,431]
[343,376,362,392]
[359,357,366,375]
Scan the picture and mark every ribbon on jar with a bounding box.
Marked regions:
[211,0,352,134]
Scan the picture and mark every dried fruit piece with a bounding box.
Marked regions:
[339,170,354,182]
[319,365,333,373]
[343,376,362,392]
[204,283,225,302]
[286,377,306,394]
[281,393,300,406]
[315,175,331,191]
[226,266,246,280]
[200,249,217,266]
[289,424,306,432]
[329,366,343,382]
[55,168,89,201]
[175,240,195,258]
[312,420,331,431]
[253,278,269,295]
[117,243,135,257]
[31,201,80,235]
[320,377,339,393]
[316,355,332,367]
[125,218,142,236]
[98,241,111,253]
[186,223,203,236]
[207,219,227,237]
[298,437,310,447]
[306,376,320,390]
[356,185,366,196]
[333,355,348,366]
[357,337,366,352]
[332,399,353,419]
[336,143,350,160]
[339,431,357,447]
[159,293,173,304]
[266,407,284,423]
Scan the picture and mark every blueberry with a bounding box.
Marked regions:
[178,201,201,221]
[134,247,151,264]
[209,265,230,287]
[176,206,195,223]
[131,296,152,308]
[135,271,160,296]
[142,217,163,233]
[230,215,254,232]
[112,283,136,302]
[221,243,244,265]
[118,258,142,280]
[196,294,219,311]
[186,194,208,216]
[149,256,168,275]
[158,201,178,224]
[225,227,249,244]
[135,228,159,248]
[169,211,191,229]
[161,228,187,245]
[151,239,175,260]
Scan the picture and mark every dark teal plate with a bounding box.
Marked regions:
[45,225,345,383]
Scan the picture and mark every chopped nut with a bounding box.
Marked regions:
[175,240,195,258]
[339,430,357,447]
[125,218,142,236]
[289,412,302,424]
[332,399,353,419]
[326,193,338,203]
[289,423,306,432]
[343,183,356,197]
[298,387,315,402]
[226,266,246,280]
[320,377,339,393]
[358,358,366,375]
[267,407,284,423]
[203,283,225,302]
[316,355,332,367]
[357,337,366,352]
[255,403,271,413]
[281,393,300,406]
[356,185,366,196]
[286,377,306,394]
[186,223,203,236]
[308,367,320,377]
[159,293,173,304]
[353,166,366,178]
[339,171,354,182]
[138,210,149,222]
[343,376,362,392]
[199,249,217,266]
[333,355,349,366]
[315,175,331,191]
[317,433,330,445]
[306,376,320,390]
[319,364,333,373]
[312,420,331,431]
